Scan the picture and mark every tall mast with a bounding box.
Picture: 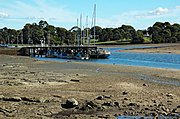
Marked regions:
[80,14,82,46]
[86,16,89,46]
[76,18,79,46]
[93,4,96,46]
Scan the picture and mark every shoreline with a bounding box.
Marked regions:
[118,43,180,54]
[0,55,180,118]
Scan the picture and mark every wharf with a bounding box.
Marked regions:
[18,45,98,57]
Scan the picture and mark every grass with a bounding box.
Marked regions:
[87,39,131,45]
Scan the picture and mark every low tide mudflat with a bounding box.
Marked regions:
[120,43,180,54]
[0,46,180,118]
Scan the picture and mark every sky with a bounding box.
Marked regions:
[0,0,179,30]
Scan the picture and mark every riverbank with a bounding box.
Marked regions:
[0,55,179,118]
[119,43,180,54]
[0,47,19,55]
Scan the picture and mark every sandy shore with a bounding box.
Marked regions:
[119,43,180,54]
[0,54,180,118]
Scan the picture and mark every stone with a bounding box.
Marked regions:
[166,93,174,99]
[80,101,101,111]
[122,91,128,95]
[66,98,78,108]
[3,96,21,102]
[114,102,120,107]
[124,98,128,100]
[0,95,4,100]
[96,95,104,100]
[70,79,80,82]
[21,97,45,103]
[143,84,147,86]
[102,102,113,107]
[104,95,112,99]
[172,108,180,113]
[128,102,137,106]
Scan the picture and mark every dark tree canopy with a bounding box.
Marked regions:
[0,21,179,45]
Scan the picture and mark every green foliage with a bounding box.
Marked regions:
[0,21,179,45]
[148,22,180,43]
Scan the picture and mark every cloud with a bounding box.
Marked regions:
[176,6,180,9]
[0,0,78,27]
[0,11,9,18]
[98,6,179,29]
[148,7,169,15]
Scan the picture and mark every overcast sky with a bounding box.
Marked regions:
[0,0,179,30]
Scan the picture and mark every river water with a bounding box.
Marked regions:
[36,46,180,70]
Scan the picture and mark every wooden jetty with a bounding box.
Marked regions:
[18,46,98,58]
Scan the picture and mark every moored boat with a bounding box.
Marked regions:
[90,48,110,59]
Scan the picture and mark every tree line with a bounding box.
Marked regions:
[0,20,180,45]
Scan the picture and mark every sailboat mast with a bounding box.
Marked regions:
[86,16,89,46]
[80,14,82,46]
[76,18,79,46]
[93,4,96,46]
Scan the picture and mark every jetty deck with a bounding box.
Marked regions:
[18,45,98,57]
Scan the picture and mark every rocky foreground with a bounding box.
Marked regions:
[0,55,180,119]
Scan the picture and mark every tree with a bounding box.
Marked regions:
[22,24,32,44]
[39,20,48,29]
[112,29,121,40]
[90,26,102,39]
[131,30,144,44]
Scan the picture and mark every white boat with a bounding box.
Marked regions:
[90,48,111,59]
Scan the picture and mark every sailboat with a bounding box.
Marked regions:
[89,4,111,59]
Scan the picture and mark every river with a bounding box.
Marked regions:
[36,46,180,70]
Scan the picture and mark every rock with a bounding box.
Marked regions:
[0,95,4,100]
[80,101,101,111]
[122,91,128,95]
[3,96,21,102]
[96,95,104,100]
[97,114,116,119]
[65,98,78,108]
[70,79,80,82]
[166,93,174,99]
[86,101,98,108]
[104,95,112,99]
[143,84,147,86]
[124,98,128,100]
[128,102,137,106]
[114,102,120,107]
[21,97,45,103]
[172,108,180,113]
[102,102,113,107]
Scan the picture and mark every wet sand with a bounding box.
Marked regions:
[119,43,180,54]
[0,54,180,118]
